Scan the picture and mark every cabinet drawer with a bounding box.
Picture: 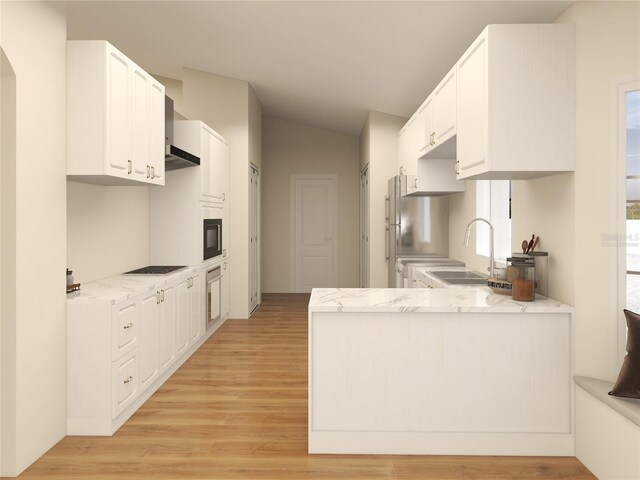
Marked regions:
[112,348,140,418]
[112,300,139,360]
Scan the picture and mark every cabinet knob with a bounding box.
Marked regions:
[123,323,133,330]
[123,375,133,385]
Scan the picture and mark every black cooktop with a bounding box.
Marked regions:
[123,266,186,275]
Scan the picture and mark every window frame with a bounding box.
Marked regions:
[616,78,640,365]
[475,179,512,266]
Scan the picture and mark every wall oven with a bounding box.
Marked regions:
[206,265,221,330]
[203,219,222,261]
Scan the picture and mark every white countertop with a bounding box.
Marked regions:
[67,266,198,304]
[309,287,573,313]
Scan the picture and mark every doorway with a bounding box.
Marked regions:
[249,164,261,314]
[291,175,337,293]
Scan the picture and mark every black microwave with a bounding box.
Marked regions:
[203,219,222,260]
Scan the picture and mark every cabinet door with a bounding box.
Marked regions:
[175,277,190,357]
[106,45,132,177]
[131,65,150,181]
[158,284,176,373]
[189,271,204,345]
[404,116,418,178]
[139,290,159,392]
[112,299,139,360]
[112,349,139,418]
[397,127,406,175]
[457,32,489,178]
[209,132,227,203]
[200,127,213,199]
[221,261,229,319]
[417,96,433,155]
[433,67,457,145]
[148,79,166,185]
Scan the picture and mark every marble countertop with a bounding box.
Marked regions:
[309,287,573,313]
[67,266,198,304]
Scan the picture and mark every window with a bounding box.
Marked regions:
[476,180,511,263]
[617,80,640,361]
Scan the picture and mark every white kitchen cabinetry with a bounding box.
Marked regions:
[67,267,214,436]
[456,24,575,180]
[139,289,160,392]
[189,271,205,346]
[417,66,457,159]
[222,260,230,319]
[399,92,463,195]
[150,120,230,267]
[67,40,165,186]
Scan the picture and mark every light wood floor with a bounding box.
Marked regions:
[14,293,595,479]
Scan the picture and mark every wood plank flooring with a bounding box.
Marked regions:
[14,293,595,479]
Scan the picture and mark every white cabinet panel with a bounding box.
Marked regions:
[417,96,433,156]
[189,271,204,345]
[175,277,190,357]
[112,300,139,360]
[432,68,457,146]
[222,261,230,319]
[67,40,165,186]
[112,349,139,418]
[106,45,131,177]
[139,290,159,392]
[457,33,489,178]
[158,284,176,373]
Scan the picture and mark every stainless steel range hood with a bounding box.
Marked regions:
[165,96,200,171]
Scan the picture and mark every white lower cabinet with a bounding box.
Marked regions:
[67,266,214,436]
[189,271,205,346]
[221,260,230,319]
[112,349,140,417]
[139,289,160,392]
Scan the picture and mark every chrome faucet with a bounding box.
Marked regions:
[463,218,495,279]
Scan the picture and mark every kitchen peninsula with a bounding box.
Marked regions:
[308,287,574,456]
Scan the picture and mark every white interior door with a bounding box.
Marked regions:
[360,167,369,288]
[292,176,337,293]
[249,165,261,313]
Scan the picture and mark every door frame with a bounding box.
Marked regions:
[290,174,338,293]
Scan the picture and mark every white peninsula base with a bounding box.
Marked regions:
[308,288,574,456]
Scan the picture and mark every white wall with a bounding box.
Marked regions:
[67,182,150,283]
[0,1,67,475]
[359,111,408,287]
[181,68,260,318]
[262,116,359,292]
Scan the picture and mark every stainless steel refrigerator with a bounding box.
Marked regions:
[386,175,452,287]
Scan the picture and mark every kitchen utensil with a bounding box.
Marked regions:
[521,240,528,254]
[530,236,539,252]
[525,234,535,254]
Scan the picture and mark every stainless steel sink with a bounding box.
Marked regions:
[444,278,488,285]
[430,270,486,280]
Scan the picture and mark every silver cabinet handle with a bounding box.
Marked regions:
[223,249,227,257]
[222,193,225,201]
[156,291,161,304]
[151,166,155,179]
[455,160,460,175]
[223,262,227,270]
[385,226,390,262]
[160,289,165,302]
[146,165,150,179]
[123,323,133,330]
[384,195,389,222]
[127,160,132,174]
[123,375,133,385]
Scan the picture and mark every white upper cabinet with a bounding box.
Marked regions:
[418,66,457,159]
[456,24,575,180]
[67,40,165,186]
[398,114,418,177]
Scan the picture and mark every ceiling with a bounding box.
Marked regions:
[66,1,572,136]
